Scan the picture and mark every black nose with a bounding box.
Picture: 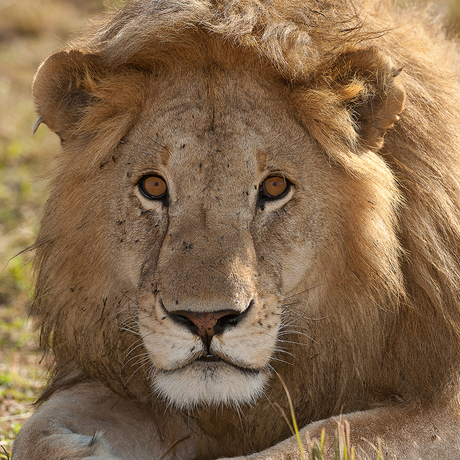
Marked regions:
[169,306,250,349]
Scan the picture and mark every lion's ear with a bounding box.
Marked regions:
[295,47,405,154]
[337,48,406,150]
[32,50,103,138]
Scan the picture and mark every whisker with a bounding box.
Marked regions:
[269,356,293,366]
[280,329,317,343]
[281,283,325,302]
[278,338,314,347]
[124,348,151,366]
[121,291,139,305]
[131,355,152,368]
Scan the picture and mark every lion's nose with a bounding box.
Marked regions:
[169,309,247,349]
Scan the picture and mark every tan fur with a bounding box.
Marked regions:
[12,0,460,459]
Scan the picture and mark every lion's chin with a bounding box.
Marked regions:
[152,361,268,409]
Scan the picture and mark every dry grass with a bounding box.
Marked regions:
[0,0,458,457]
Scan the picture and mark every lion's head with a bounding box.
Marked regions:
[31,0,460,426]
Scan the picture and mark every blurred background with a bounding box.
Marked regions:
[0,0,459,456]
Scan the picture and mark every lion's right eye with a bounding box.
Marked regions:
[139,175,168,199]
[259,176,289,200]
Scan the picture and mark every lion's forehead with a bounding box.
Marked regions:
[125,67,308,179]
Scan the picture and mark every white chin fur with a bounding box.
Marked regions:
[153,361,268,409]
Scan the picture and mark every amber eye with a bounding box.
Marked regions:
[139,175,167,199]
[260,176,289,199]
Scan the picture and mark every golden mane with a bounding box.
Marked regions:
[31,0,460,434]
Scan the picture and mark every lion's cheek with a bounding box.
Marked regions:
[278,242,319,294]
[211,334,276,369]
[138,322,202,370]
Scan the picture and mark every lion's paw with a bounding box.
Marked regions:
[16,431,124,460]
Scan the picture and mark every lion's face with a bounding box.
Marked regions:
[33,35,405,411]
[103,67,341,408]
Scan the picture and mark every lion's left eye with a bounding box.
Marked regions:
[259,176,289,199]
[139,175,168,199]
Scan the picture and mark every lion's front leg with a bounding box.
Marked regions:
[224,404,460,460]
[15,430,124,460]
[12,383,192,460]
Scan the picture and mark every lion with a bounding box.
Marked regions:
[11,0,460,458]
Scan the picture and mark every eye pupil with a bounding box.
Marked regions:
[140,175,167,199]
[261,176,288,199]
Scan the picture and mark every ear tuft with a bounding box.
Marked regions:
[32,50,103,137]
[293,47,405,156]
[343,49,406,150]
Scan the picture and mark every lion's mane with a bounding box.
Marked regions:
[31,0,460,452]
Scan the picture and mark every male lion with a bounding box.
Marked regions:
[12,0,460,459]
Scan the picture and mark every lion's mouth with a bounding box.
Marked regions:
[197,353,222,363]
[153,352,268,408]
[162,352,261,376]
[195,357,261,377]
